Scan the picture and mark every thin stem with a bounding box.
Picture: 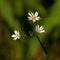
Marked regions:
[35,35,47,54]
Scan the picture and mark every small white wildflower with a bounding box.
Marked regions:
[28,11,40,23]
[35,25,45,33]
[11,30,20,40]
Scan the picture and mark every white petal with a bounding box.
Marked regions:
[17,31,20,34]
[35,25,39,31]
[35,26,37,31]
[40,26,44,30]
[31,12,34,16]
[28,13,32,16]
[12,34,16,37]
[40,30,45,33]
[37,17,40,19]
[36,17,40,20]
[35,11,38,16]
[28,17,32,20]
[13,37,17,40]
[37,25,39,29]
[14,30,18,34]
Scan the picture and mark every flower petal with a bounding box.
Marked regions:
[28,13,32,16]
[28,17,32,20]
[14,30,18,34]
[40,30,45,33]
[35,11,38,16]
[36,17,40,20]
[12,34,16,37]
[13,37,17,40]
[37,25,39,29]
[40,26,44,30]
[31,12,34,16]
[37,17,40,19]
[35,25,39,31]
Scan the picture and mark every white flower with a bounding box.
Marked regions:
[35,25,45,33]
[11,30,20,40]
[28,11,40,23]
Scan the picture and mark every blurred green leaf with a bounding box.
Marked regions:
[0,0,21,30]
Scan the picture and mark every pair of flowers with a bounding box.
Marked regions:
[12,11,45,40]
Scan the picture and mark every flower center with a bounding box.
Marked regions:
[16,34,20,39]
[37,29,41,33]
[32,15,36,20]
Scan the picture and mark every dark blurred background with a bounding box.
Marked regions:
[0,0,60,60]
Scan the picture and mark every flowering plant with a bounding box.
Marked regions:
[11,11,47,54]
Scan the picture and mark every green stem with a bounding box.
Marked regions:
[35,35,47,54]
